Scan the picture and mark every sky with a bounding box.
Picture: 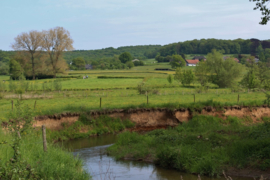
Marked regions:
[0,0,270,50]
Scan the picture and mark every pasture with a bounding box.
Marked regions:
[0,61,267,121]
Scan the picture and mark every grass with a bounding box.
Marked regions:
[107,115,270,176]
[0,90,267,121]
[0,128,90,179]
[47,114,135,141]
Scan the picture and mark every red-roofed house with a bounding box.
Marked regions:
[186,59,199,66]
[233,58,239,63]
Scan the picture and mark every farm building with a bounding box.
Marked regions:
[186,59,199,66]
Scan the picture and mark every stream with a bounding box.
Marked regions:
[59,134,252,180]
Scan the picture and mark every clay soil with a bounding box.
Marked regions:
[33,106,270,130]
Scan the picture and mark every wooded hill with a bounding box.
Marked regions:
[2,38,270,63]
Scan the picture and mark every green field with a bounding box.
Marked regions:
[0,61,267,121]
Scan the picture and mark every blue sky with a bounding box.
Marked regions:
[0,0,269,50]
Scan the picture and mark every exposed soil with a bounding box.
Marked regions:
[33,106,270,130]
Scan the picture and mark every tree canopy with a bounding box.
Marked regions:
[72,57,86,70]
[119,52,132,63]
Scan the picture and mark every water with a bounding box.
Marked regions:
[59,135,252,180]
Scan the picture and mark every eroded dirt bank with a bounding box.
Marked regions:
[34,105,270,130]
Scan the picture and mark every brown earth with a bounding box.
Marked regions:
[33,106,270,130]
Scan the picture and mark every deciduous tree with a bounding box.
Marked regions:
[119,52,132,63]
[167,74,173,84]
[42,27,74,78]
[72,57,85,70]
[170,55,186,68]
[181,70,195,86]
[12,31,43,80]
[9,59,23,80]
[206,49,243,88]
[195,61,209,87]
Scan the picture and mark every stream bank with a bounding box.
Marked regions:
[34,106,270,131]
[59,134,253,180]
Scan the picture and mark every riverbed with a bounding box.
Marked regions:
[59,135,252,180]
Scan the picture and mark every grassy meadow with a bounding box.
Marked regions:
[0,61,267,121]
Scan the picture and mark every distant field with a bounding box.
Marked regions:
[0,59,265,121]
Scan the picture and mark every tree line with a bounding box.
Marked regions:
[3,38,264,63]
[63,45,161,63]
[70,52,144,70]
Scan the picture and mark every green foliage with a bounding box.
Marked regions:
[97,76,144,79]
[48,114,135,140]
[251,0,270,24]
[0,62,9,75]
[241,62,270,89]
[71,57,86,70]
[181,69,195,86]
[133,60,144,66]
[108,115,270,176]
[195,61,209,87]
[170,54,186,68]
[53,80,62,91]
[155,39,251,57]
[174,68,195,86]
[241,68,260,89]
[174,67,182,83]
[206,49,244,88]
[9,59,23,80]
[264,91,270,106]
[126,61,134,69]
[0,102,90,179]
[137,82,158,95]
[167,74,173,84]
[119,52,132,63]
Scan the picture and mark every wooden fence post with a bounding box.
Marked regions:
[11,100,13,111]
[34,100,37,110]
[100,97,102,108]
[42,125,47,152]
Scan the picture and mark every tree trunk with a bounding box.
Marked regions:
[31,53,35,80]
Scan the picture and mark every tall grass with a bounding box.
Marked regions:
[47,114,135,141]
[107,115,270,176]
[0,126,90,179]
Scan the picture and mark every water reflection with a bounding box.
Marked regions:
[59,135,252,180]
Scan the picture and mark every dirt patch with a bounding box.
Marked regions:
[33,106,270,130]
[33,116,78,130]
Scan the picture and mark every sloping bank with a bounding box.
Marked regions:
[33,105,270,136]
[33,106,270,178]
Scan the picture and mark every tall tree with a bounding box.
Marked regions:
[195,61,209,87]
[170,54,186,68]
[42,27,74,78]
[12,30,43,80]
[119,52,132,63]
[72,57,85,70]
[206,49,243,88]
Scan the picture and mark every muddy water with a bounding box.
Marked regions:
[59,135,252,180]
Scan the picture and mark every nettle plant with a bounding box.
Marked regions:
[0,101,40,179]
